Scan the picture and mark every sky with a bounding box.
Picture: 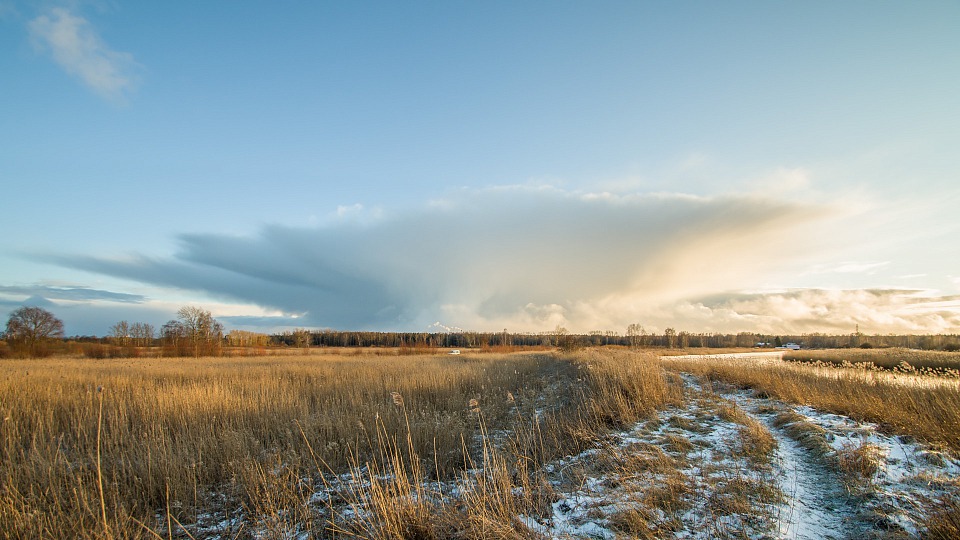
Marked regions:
[1,1,959,337]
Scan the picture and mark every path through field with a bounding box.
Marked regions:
[769,428,850,539]
[678,374,858,540]
[716,376,855,540]
[207,353,959,539]
[525,363,959,539]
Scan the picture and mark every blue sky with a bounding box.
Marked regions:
[2,1,958,337]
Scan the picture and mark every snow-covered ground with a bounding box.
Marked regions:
[520,374,786,539]
[523,372,959,539]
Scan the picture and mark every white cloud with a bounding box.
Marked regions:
[28,7,140,101]
[38,179,959,334]
[747,167,812,193]
[47,185,847,332]
[669,289,960,334]
[807,261,890,275]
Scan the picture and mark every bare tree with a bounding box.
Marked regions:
[130,322,155,347]
[110,320,130,346]
[176,306,224,357]
[292,328,312,348]
[664,327,677,349]
[627,323,646,349]
[4,306,64,357]
[161,319,185,355]
[553,324,568,347]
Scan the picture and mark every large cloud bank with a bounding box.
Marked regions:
[39,186,959,334]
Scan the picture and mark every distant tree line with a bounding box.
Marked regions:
[272,327,960,352]
[3,305,959,358]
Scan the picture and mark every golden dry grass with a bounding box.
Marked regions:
[784,348,960,375]
[0,353,555,537]
[926,495,960,539]
[664,356,960,454]
[0,349,677,539]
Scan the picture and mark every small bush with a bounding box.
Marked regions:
[82,343,109,359]
[835,442,883,489]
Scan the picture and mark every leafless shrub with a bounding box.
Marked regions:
[835,441,883,490]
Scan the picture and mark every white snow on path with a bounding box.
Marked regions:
[791,403,960,536]
[525,373,786,539]
[713,381,854,540]
[717,377,960,539]
[526,370,959,539]
[770,435,848,540]
[678,373,855,540]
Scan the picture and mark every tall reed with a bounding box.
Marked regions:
[0,349,677,538]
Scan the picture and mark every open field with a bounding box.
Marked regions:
[2,348,958,539]
[0,349,676,538]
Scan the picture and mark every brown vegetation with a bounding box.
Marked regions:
[664,356,960,454]
[784,347,960,376]
[0,349,677,539]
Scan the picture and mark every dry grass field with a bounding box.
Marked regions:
[3,348,958,539]
[0,349,676,539]
[664,355,960,453]
[783,347,960,376]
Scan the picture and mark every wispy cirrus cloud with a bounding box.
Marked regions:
[0,284,145,304]
[28,7,140,101]
[807,261,890,275]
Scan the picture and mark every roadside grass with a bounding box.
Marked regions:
[664,357,960,454]
[0,348,678,539]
